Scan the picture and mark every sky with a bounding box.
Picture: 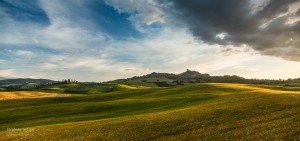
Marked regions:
[0,0,300,82]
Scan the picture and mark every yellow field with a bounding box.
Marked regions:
[0,91,75,100]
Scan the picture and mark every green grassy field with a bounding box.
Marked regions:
[18,83,148,94]
[0,83,300,140]
[111,77,176,87]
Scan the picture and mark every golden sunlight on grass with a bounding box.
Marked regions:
[209,83,300,95]
[0,91,75,100]
[116,84,149,89]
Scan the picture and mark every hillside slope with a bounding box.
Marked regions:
[0,83,300,140]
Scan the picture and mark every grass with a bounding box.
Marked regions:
[0,83,300,140]
[111,77,176,87]
[113,84,150,90]
[34,83,115,94]
[258,84,300,91]
[17,83,147,94]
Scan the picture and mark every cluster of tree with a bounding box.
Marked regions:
[62,79,78,83]
[143,72,177,78]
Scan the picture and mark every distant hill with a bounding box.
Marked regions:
[0,78,57,89]
[110,69,297,87]
[0,77,6,80]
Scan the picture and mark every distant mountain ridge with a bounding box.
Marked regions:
[111,69,300,87]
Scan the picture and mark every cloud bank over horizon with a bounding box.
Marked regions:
[0,0,300,81]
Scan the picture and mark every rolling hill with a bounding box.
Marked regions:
[0,83,299,140]
[0,78,57,89]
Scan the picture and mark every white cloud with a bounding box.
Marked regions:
[105,0,165,30]
[0,0,107,51]
[0,59,6,64]
[216,32,227,40]
[288,1,300,13]
[0,69,18,78]
[39,63,58,69]
[0,22,36,45]
[249,0,270,15]
[32,38,39,44]
[36,1,107,50]
[15,50,35,57]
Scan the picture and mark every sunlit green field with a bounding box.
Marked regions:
[0,83,300,140]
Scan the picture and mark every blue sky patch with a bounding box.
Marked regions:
[0,0,50,25]
[83,0,142,39]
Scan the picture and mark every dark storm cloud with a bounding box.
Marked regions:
[159,0,300,61]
